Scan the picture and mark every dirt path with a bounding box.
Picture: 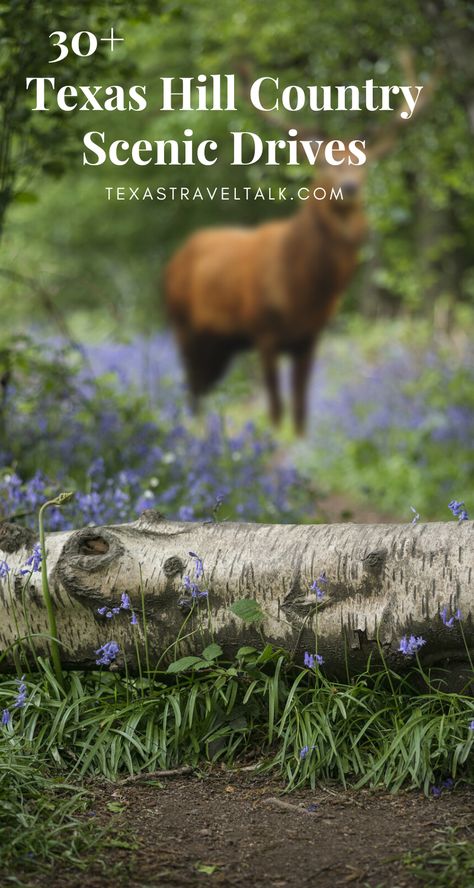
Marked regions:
[20,771,474,888]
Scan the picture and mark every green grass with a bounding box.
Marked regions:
[1,646,473,877]
[404,828,474,887]
[0,733,100,877]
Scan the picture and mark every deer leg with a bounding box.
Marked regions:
[259,342,282,426]
[292,344,314,435]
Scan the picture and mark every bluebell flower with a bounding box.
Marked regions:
[442,778,454,790]
[183,573,208,600]
[469,720,474,731]
[95,641,120,666]
[130,612,138,626]
[20,543,42,575]
[410,506,420,525]
[14,677,27,709]
[399,635,426,656]
[0,560,10,579]
[431,786,442,798]
[1,709,10,726]
[121,593,131,610]
[299,744,316,759]
[448,500,469,522]
[440,606,462,629]
[189,552,204,580]
[311,573,327,601]
[304,652,324,668]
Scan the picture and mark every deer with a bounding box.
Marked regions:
[164,54,435,434]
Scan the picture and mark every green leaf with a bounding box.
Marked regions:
[195,863,219,874]
[106,801,125,813]
[166,656,206,673]
[202,643,223,662]
[236,646,258,658]
[229,599,264,624]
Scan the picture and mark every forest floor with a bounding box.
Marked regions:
[17,769,474,888]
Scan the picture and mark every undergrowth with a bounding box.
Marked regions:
[1,646,473,876]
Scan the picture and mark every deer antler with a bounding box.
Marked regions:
[235,59,327,142]
[366,48,442,161]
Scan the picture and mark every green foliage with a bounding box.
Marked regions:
[298,318,474,520]
[1,650,472,789]
[404,828,474,888]
[0,0,472,328]
[229,598,265,624]
[0,0,156,238]
[0,733,99,872]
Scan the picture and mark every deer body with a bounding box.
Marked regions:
[165,183,367,432]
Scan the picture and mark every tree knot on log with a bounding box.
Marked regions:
[362,549,388,575]
[163,556,185,578]
[0,522,36,554]
[55,528,125,603]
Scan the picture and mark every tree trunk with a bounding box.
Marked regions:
[0,512,472,675]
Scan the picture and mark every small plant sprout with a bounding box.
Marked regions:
[398,635,426,656]
[448,500,469,522]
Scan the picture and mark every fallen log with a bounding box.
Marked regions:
[0,512,472,675]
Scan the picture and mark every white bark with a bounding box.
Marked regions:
[0,512,473,673]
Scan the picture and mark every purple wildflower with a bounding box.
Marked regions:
[299,744,316,759]
[189,552,204,580]
[130,612,138,625]
[431,786,442,798]
[183,573,208,600]
[469,720,474,731]
[448,500,469,522]
[121,593,131,610]
[399,635,426,656]
[14,676,27,709]
[440,606,462,629]
[20,543,42,575]
[311,573,327,601]
[304,651,324,668]
[442,778,454,790]
[95,641,120,666]
[1,709,10,726]
[0,560,10,579]
[410,506,420,525]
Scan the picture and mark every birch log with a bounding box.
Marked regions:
[0,512,473,676]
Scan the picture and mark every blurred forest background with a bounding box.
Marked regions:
[0,0,473,525]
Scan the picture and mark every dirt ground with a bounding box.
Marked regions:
[19,769,474,888]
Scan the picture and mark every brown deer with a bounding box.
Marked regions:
[165,55,435,433]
